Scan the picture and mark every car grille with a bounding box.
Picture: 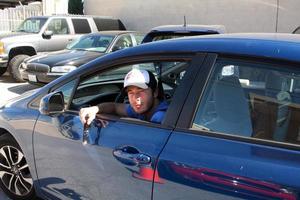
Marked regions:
[26,63,50,73]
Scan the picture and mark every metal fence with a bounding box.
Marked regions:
[0,3,42,32]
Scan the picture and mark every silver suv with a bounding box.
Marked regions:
[0,15,126,81]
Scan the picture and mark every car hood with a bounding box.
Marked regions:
[26,49,105,67]
[0,31,31,40]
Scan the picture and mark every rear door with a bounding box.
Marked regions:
[154,54,300,199]
[33,55,203,199]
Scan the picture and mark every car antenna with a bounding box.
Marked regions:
[183,15,186,27]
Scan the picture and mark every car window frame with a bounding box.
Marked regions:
[177,53,300,151]
[61,53,201,128]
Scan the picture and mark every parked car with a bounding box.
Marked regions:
[1,33,300,200]
[20,31,144,85]
[141,24,225,43]
[0,15,126,81]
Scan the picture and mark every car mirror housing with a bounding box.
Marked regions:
[39,91,64,115]
[42,30,53,39]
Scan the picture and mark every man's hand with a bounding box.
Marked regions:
[79,106,99,125]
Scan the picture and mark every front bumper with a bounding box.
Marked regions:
[21,71,63,84]
[0,54,8,68]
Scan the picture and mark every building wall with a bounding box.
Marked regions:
[43,0,68,15]
[84,0,300,33]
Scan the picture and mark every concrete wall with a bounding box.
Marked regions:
[43,0,68,15]
[84,0,300,33]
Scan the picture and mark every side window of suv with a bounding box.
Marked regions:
[193,57,300,145]
[46,18,69,34]
[71,18,91,34]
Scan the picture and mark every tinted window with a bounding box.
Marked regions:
[293,27,300,34]
[71,18,91,34]
[93,18,126,31]
[193,58,300,145]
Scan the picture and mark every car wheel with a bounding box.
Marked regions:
[0,133,36,200]
[8,54,30,82]
[0,67,7,76]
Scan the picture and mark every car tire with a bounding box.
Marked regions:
[0,133,36,200]
[8,55,30,82]
[0,67,7,76]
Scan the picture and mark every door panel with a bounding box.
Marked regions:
[154,55,300,199]
[154,131,299,199]
[34,112,172,200]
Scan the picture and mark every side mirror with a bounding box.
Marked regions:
[42,30,53,39]
[39,91,64,115]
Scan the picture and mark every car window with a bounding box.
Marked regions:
[71,18,91,34]
[93,18,126,31]
[53,79,77,108]
[70,61,189,112]
[293,27,300,34]
[46,18,69,35]
[193,58,300,145]
[113,35,133,51]
[132,33,145,45]
[67,34,114,52]
[16,17,47,33]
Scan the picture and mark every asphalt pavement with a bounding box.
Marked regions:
[0,73,39,104]
[0,72,41,199]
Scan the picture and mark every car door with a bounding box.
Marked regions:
[154,54,300,199]
[39,18,74,52]
[33,55,201,200]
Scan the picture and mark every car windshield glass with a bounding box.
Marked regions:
[67,34,114,53]
[15,18,48,33]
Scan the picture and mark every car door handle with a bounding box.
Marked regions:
[113,146,151,166]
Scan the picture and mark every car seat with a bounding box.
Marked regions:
[266,72,291,141]
[205,75,253,136]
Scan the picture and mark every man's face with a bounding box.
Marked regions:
[127,86,154,114]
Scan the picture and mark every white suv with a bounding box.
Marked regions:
[0,15,126,81]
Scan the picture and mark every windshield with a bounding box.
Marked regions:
[15,17,48,33]
[67,34,114,53]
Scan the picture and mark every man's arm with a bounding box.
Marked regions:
[79,103,127,125]
[98,102,127,117]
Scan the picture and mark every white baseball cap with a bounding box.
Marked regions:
[124,68,157,89]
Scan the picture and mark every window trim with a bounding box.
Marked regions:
[65,53,197,127]
[177,53,300,149]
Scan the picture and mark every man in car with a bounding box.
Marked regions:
[79,68,168,125]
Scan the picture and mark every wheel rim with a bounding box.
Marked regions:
[0,145,33,196]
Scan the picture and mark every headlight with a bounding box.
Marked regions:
[0,41,4,54]
[51,66,77,73]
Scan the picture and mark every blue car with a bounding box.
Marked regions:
[0,33,300,200]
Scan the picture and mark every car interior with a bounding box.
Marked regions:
[193,60,300,145]
[69,61,189,113]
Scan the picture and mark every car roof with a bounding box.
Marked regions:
[149,24,226,34]
[47,33,300,88]
[96,30,137,36]
[98,33,300,63]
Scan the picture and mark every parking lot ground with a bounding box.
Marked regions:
[0,73,40,104]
